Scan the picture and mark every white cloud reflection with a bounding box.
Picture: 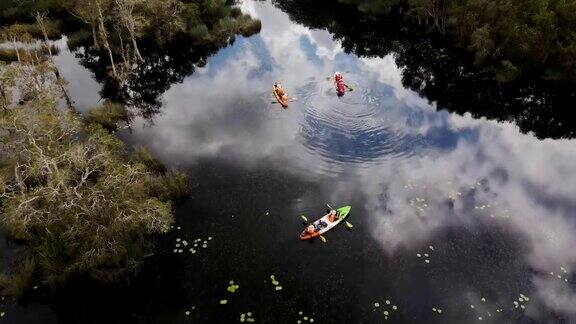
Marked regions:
[59,0,576,320]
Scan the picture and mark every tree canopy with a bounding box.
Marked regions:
[335,0,576,82]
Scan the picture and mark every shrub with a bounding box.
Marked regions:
[131,146,167,174]
[149,170,190,203]
[88,101,128,131]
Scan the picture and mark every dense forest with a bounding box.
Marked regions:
[338,0,576,82]
[0,0,260,300]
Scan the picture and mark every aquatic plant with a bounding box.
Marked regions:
[131,146,167,174]
[0,257,35,298]
[296,310,314,323]
[148,170,190,202]
[372,298,399,320]
[269,274,283,291]
[240,311,255,322]
[88,101,129,131]
[227,280,240,293]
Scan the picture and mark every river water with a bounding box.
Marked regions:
[5,0,576,323]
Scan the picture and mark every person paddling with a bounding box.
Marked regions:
[333,72,348,96]
[328,209,339,222]
[306,224,316,235]
[274,83,288,100]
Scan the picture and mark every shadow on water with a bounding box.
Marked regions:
[274,0,576,140]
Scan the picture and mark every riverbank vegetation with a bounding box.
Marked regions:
[337,0,576,82]
[2,0,261,119]
[0,0,259,295]
[0,59,190,298]
[1,0,261,79]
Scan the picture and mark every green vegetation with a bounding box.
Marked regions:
[0,0,250,294]
[336,0,576,81]
[88,101,129,130]
[1,0,261,81]
[0,59,189,298]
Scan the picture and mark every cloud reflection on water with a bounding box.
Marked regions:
[55,0,576,320]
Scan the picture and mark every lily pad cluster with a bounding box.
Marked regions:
[191,236,213,254]
[296,311,314,323]
[469,297,494,320]
[373,299,398,320]
[416,245,435,264]
[269,275,283,291]
[184,306,196,316]
[409,197,428,213]
[432,307,443,315]
[172,235,213,254]
[240,311,255,322]
[513,293,530,310]
[551,266,570,282]
[446,181,463,201]
[228,280,240,293]
[173,237,188,254]
[404,182,426,190]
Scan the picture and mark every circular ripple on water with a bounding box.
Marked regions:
[296,80,425,167]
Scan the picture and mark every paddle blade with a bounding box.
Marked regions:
[345,221,353,228]
[319,235,327,243]
[301,215,308,222]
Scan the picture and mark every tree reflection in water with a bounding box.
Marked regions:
[274,0,576,139]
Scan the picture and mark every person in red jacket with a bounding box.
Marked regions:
[333,72,347,96]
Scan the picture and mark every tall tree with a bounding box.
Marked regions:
[114,0,146,62]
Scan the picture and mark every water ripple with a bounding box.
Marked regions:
[296,79,425,166]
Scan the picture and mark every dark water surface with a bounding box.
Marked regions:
[4,1,576,323]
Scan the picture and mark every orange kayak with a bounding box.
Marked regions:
[273,86,289,108]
